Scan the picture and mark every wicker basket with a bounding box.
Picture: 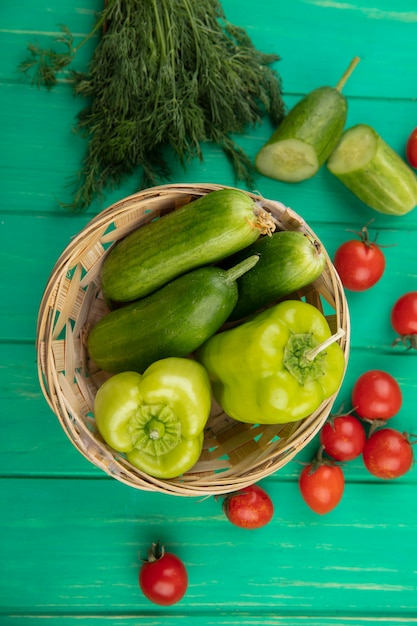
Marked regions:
[36,183,350,497]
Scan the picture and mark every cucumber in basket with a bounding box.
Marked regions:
[88,255,259,374]
[327,123,417,216]
[100,188,276,303]
[255,57,360,183]
[223,230,326,321]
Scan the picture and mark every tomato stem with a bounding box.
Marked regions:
[366,418,387,437]
[330,404,357,419]
[346,221,394,249]
[310,445,341,471]
[392,334,417,350]
[316,445,325,463]
[147,540,165,562]
[405,432,417,445]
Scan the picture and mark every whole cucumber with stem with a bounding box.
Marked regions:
[222,230,326,321]
[327,124,417,216]
[255,57,360,183]
[88,255,259,374]
[101,188,275,303]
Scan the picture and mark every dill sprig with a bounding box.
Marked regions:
[18,24,75,89]
[18,0,285,211]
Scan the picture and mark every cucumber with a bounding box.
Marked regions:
[88,255,259,374]
[100,188,275,303]
[255,57,360,182]
[327,124,417,216]
[223,230,326,321]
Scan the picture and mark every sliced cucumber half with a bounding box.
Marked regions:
[327,124,417,216]
[255,138,319,182]
[255,57,360,183]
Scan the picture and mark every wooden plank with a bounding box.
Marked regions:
[2,617,417,626]
[1,477,417,616]
[1,2,417,219]
[2,0,417,623]
[0,3,98,81]
[2,341,417,482]
[0,344,102,476]
[3,0,417,99]
[1,90,417,220]
[223,0,417,100]
[1,210,416,341]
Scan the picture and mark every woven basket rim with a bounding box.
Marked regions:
[36,183,350,497]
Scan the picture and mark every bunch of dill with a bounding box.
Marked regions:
[19,0,285,211]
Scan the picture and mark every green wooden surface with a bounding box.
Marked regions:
[1,0,417,623]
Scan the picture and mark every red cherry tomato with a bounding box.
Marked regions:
[363,428,414,479]
[139,542,188,606]
[333,226,385,292]
[320,414,366,461]
[391,291,417,349]
[351,370,402,420]
[223,484,274,529]
[299,463,344,515]
[406,127,417,168]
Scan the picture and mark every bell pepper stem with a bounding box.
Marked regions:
[145,417,168,441]
[304,328,346,362]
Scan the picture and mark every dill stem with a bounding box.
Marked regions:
[75,0,120,53]
[151,0,167,59]
[162,0,176,101]
[182,0,201,76]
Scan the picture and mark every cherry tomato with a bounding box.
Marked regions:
[391,291,417,349]
[320,414,366,461]
[223,484,274,529]
[406,127,417,168]
[333,226,385,292]
[299,463,344,515]
[351,370,402,420]
[363,428,414,479]
[139,542,188,606]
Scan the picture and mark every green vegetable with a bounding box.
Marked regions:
[88,255,259,374]
[18,0,285,211]
[196,300,345,424]
[223,230,326,321]
[255,57,359,182]
[101,189,275,303]
[93,358,211,479]
[327,123,417,216]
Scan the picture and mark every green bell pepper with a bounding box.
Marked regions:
[196,300,346,424]
[93,357,211,479]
